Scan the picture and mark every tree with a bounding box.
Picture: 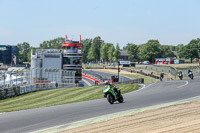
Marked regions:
[177,44,185,59]
[108,43,115,62]
[178,39,199,63]
[160,45,175,58]
[87,44,96,62]
[17,42,30,64]
[92,36,103,62]
[100,43,109,62]
[100,43,115,63]
[113,43,121,61]
[123,43,132,50]
[139,40,161,63]
[127,43,139,61]
[39,37,65,49]
[82,39,92,63]
[185,43,199,63]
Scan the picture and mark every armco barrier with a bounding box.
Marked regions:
[0,83,76,100]
[117,78,144,84]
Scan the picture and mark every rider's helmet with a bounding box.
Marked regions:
[104,80,110,85]
[188,69,192,73]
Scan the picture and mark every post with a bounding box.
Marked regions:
[10,70,14,86]
[118,61,120,82]
[3,72,5,88]
[16,70,18,85]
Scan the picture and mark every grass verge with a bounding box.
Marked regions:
[0,84,140,113]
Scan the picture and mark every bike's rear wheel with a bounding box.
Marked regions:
[118,94,124,103]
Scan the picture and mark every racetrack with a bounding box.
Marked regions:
[0,78,200,133]
[62,101,200,133]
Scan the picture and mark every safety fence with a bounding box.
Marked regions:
[176,66,200,78]
[136,65,200,79]
[0,83,76,100]
[135,65,177,77]
[83,67,160,81]
[0,68,76,88]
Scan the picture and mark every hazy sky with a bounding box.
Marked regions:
[0,0,200,48]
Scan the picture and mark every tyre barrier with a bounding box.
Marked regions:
[0,86,20,99]
[0,83,76,100]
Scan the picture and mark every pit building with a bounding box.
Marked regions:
[31,36,83,84]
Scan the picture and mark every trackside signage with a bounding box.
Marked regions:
[120,61,130,65]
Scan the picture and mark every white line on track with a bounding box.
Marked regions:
[135,84,146,92]
[145,82,157,88]
[176,81,189,88]
[82,79,92,86]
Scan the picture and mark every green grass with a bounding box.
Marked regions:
[0,84,140,113]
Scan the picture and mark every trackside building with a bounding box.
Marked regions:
[31,36,83,84]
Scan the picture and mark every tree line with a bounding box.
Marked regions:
[123,38,200,63]
[17,36,200,64]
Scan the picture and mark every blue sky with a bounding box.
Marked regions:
[0,0,200,48]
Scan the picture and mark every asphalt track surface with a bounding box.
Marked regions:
[0,78,200,133]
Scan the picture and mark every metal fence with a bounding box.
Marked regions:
[0,68,77,99]
[0,68,76,89]
[136,65,200,79]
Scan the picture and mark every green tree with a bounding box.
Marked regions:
[127,43,139,61]
[178,39,199,63]
[100,43,109,62]
[177,44,185,59]
[113,43,121,61]
[123,43,132,50]
[82,39,92,63]
[87,44,96,62]
[185,43,199,63]
[139,40,161,63]
[39,37,65,49]
[92,36,103,62]
[100,43,115,63]
[17,42,30,64]
[160,45,175,58]
[108,43,115,62]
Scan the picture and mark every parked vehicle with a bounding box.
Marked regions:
[103,85,123,104]
[144,61,150,65]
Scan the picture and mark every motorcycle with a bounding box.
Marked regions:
[188,72,193,79]
[178,73,183,80]
[103,85,124,104]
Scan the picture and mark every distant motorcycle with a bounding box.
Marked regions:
[178,72,183,80]
[188,71,193,80]
[103,85,123,104]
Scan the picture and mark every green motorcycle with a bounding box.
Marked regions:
[103,85,124,104]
